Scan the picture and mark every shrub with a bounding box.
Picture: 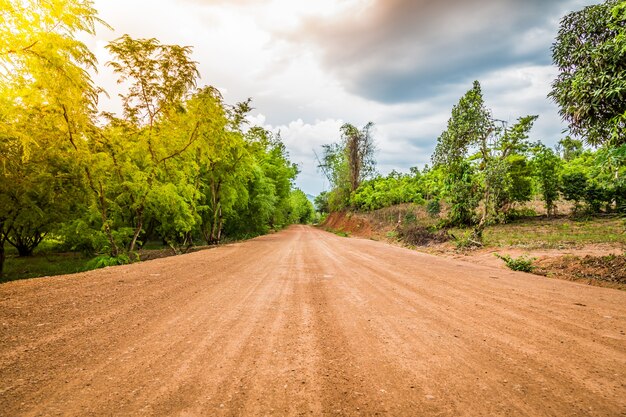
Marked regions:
[426,199,441,217]
[451,230,482,249]
[495,253,535,272]
[87,254,132,269]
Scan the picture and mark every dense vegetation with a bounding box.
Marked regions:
[0,0,313,277]
[317,0,625,245]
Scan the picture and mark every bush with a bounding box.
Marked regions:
[87,254,132,269]
[426,199,441,217]
[505,207,537,221]
[451,230,482,249]
[495,253,535,272]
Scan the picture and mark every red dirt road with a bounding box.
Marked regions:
[1,226,625,416]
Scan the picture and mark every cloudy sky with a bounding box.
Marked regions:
[86,0,596,196]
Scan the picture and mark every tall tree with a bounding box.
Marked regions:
[102,35,200,253]
[433,81,536,238]
[0,0,106,274]
[318,122,376,211]
[341,122,376,192]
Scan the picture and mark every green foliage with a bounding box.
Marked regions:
[531,144,562,216]
[550,0,626,147]
[495,253,536,272]
[287,189,315,224]
[314,191,330,214]
[351,171,423,211]
[557,137,584,161]
[426,199,441,217]
[452,230,483,250]
[561,171,588,210]
[318,122,376,211]
[87,253,131,269]
[0,3,308,278]
[433,81,537,235]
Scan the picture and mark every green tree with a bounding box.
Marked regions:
[561,172,588,212]
[287,190,315,224]
[550,0,626,146]
[531,144,562,216]
[557,137,584,161]
[318,122,376,211]
[433,81,536,237]
[100,35,200,253]
[0,0,106,275]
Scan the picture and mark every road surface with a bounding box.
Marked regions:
[1,226,625,416]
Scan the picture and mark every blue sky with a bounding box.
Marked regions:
[87,0,597,196]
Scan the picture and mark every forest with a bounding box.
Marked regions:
[0,1,314,278]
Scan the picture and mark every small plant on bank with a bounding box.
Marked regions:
[452,230,482,250]
[87,254,132,269]
[495,253,536,272]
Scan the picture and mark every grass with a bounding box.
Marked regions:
[451,215,625,249]
[485,216,625,248]
[2,251,95,284]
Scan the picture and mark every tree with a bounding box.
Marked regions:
[100,35,200,253]
[287,190,315,224]
[561,172,588,213]
[0,0,106,274]
[557,137,584,161]
[531,145,562,216]
[341,122,376,192]
[550,0,626,146]
[433,81,493,228]
[433,81,536,237]
[318,122,376,211]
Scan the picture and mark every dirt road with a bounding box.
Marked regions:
[1,226,625,416]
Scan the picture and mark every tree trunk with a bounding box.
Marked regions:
[16,244,34,257]
[128,211,144,253]
[216,205,223,243]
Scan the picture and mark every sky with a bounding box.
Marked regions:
[85,0,597,196]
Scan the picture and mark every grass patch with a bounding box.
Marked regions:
[2,252,95,284]
[452,216,625,249]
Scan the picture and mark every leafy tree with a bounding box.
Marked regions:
[100,35,200,253]
[0,0,106,275]
[287,190,315,224]
[561,172,588,212]
[351,171,423,211]
[342,122,376,192]
[433,81,537,238]
[557,137,584,161]
[318,122,376,211]
[314,191,330,214]
[433,81,492,228]
[550,0,626,146]
[499,154,533,211]
[531,144,562,216]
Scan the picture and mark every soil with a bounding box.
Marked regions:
[324,211,625,291]
[1,225,625,416]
